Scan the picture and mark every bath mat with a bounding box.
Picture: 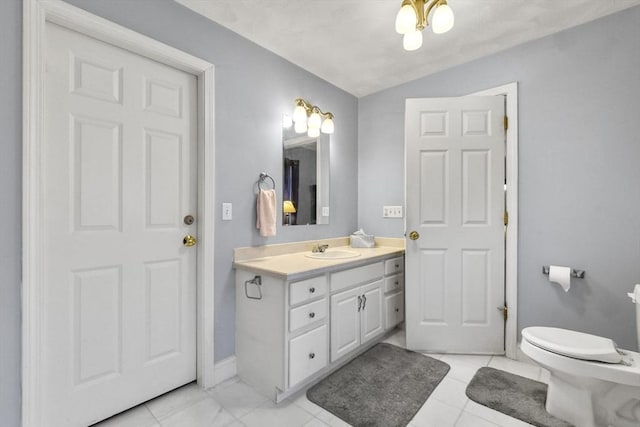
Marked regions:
[466,367,573,427]
[306,343,450,427]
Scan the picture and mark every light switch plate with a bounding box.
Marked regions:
[222,203,232,220]
[383,205,403,218]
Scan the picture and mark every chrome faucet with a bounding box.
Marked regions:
[312,243,329,253]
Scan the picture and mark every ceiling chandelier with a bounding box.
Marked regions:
[395,0,454,51]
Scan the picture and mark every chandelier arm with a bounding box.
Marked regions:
[424,0,446,26]
[295,98,333,119]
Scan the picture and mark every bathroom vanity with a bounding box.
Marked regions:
[233,238,405,402]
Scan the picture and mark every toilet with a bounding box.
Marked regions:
[521,284,640,427]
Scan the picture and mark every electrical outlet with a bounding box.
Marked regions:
[222,203,232,220]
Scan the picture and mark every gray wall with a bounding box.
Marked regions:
[358,7,640,350]
[0,0,357,424]
[0,1,22,426]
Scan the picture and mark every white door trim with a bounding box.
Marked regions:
[469,82,518,359]
[22,1,216,425]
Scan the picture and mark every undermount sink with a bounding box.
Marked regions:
[305,249,361,260]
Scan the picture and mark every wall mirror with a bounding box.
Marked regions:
[282,127,330,225]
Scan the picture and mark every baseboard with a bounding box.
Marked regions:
[213,356,237,386]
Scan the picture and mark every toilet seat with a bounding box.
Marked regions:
[522,326,622,363]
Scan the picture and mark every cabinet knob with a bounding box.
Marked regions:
[394,281,399,285]
[395,264,399,268]
[395,308,400,312]
[309,352,315,359]
[309,312,315,318]
[309,287,315,293]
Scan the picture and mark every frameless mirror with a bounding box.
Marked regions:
[282,128,330,225]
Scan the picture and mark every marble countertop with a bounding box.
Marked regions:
[233,238,405,281]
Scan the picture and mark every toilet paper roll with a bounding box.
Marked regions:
[549,265,571,292]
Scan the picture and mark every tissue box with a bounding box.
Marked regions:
[350,233,375,248]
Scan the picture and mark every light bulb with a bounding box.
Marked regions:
[432,3,454,34]
[307,127,320,138]
[308,111,322,129]
[294,120,307,134]
[403,30,423,51]
[395,4,417,34]
[320,117,334,134]
[282,114,293,128]
[293,105,307,123]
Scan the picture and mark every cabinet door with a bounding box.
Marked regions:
[330,287,361,362]
[289,324,327,388]
[385,291,405,330]
[360,280,384,345]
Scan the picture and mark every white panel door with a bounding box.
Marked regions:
[405,96,505,353]
[43,22,197,426]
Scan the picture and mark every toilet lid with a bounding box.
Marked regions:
[522,327,623,364]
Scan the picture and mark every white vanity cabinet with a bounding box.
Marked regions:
[330,263,384,362]
[235,250,404,402]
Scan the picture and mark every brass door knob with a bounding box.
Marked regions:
[408,231,420,240]
[183,235,197,247]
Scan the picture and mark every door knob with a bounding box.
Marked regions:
[183,235,197,247]
[408,231,420,240]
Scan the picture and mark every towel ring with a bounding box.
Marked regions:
[257,172,275,191]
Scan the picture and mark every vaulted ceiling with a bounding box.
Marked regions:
[176,0,640,97]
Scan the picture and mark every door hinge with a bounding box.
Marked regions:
[504,211,509,226]
[504,115,509,131]
[497,305,508,321]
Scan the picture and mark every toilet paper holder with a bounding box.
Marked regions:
[542,266,585,278]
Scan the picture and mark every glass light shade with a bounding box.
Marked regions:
[308,111,322,129]
[283,200,296,213]
[395,4,417,34]
[307,127,320,138]
[320,117,334,134]
[282,114,293,128]
[403,30,423,51]
[432,3,454,34]
[294,120,307,134]
[293,105,307,123]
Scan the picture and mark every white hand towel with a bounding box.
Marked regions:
[256,189,277,237]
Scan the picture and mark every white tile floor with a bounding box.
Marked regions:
[93,331,549,427]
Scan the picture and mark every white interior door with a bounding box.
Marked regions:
[405,96,505,353]
[43,22,197,426]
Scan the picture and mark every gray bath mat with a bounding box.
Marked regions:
[466,367,573,427]
[306,343,450,427]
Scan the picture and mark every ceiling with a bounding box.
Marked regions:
[175,0,640,97]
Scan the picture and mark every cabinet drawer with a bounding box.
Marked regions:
[289,324,327,387]
[385,291,405,330]
[384,273,404,293]
[289,299,326,333]
[384,257,404,275]
[290,276,326,306]
[331,262,384,293]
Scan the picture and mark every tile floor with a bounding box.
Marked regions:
[94,331,548,427]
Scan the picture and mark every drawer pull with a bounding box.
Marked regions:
[309,352,316,359]
[395,308,400,312]
[395,280,399,285]
[395,264,399,268]
[309,312,315,318]
[309,287,315,293]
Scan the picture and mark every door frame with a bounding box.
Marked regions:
[469,82,519,359]
[22,1,216,425]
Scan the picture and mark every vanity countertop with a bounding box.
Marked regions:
[233,238,404,281]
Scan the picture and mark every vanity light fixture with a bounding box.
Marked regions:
[292,98,335,137]
[395,0,454,51]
